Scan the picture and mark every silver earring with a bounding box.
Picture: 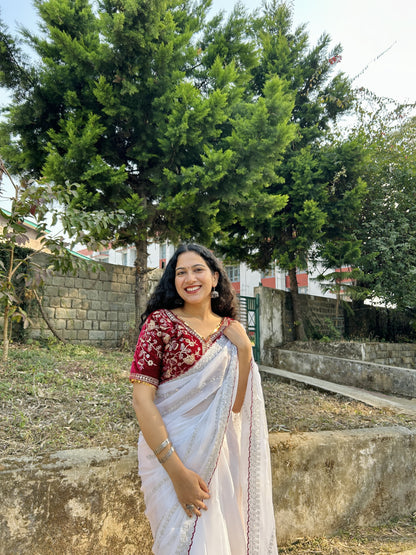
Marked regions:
[211,287,219,299]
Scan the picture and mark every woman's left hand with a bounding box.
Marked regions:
[223,321,252,353]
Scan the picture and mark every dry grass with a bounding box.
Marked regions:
[279,514,416,554]
[261,373,416,434]
[1,342,415,553]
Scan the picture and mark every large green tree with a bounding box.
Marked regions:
[0,0,295,328]
[219,2,363,339]
[353,94,416,310]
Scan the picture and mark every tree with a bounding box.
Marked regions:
[219,2,360,339]
[352,93,416,310]
[0,0,295,331]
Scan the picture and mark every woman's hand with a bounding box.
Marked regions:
[223,320,253,354]
[133,383,209,517]
[167,463,210,518]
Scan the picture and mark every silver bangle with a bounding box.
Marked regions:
[158,445,175,464]
[153,438,170,456]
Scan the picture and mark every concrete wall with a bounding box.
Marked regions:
[1,427,415,553]
[275,349,416,398]
[255,287,288,365]
[255,286,346,365]
[283,340,416,370]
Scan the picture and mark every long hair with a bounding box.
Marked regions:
[141,243,238,326]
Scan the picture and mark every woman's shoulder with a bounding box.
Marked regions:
[144,309,175,329]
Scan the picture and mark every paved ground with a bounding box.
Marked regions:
[260,365,416,417]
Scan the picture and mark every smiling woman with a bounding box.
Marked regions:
[129,243,278,554]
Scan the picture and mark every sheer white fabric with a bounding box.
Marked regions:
[138,335,278,554]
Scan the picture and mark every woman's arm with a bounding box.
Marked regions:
[132,382,210,516]
[222,321,253,413]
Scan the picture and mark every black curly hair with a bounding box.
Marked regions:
[141,243,238,326]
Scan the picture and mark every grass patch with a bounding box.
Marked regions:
[1,343,415,458]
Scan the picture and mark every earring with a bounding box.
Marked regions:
[211,287,219,299]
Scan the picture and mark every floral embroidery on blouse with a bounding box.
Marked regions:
[129,309,231,388]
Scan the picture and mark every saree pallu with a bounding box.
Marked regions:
[138,336,278,555]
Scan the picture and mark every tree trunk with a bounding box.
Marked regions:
[134,237,149,334]
[2,303,10,362]
[288,266,307,341]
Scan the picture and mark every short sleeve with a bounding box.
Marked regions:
[129,312,165,387]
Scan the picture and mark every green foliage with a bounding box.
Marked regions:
[351,92,416,309]
[219,2,358,275]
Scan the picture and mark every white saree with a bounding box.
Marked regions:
[138,335,278,555]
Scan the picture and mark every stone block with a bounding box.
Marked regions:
[64,277,75,288]
[76,310,87,320]
[77,330,89,340]
[44,285,59,297]
[51,276,66,287]
[60,298,72,308]
[87,310,97,320]
[55,308,77,320]
[99,321,111,331]
[86,290,100,301]
[88,330,106,341]
[84,320,92,330]
[47,297,61,308]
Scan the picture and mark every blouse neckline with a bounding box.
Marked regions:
[164,309,227,344]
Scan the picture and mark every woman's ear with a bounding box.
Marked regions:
[213,271,219,287]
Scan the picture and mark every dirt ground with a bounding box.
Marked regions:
[1,343,415,553]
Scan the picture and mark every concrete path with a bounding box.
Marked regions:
[260,365,416,417]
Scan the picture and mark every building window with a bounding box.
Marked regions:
[160,243,167,259]
[261,264,275,279]
[122,252,128,266]
[225,265,240,282]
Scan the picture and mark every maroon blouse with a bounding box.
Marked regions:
[130,309,231,388]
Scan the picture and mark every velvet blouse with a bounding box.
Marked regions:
[129,309,232,388]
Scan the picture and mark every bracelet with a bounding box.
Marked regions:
[158,446,175,464]
[153,438,171,456]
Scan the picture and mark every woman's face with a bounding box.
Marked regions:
[174,251,218,306]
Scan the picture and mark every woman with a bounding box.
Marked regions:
[130,243,278,554]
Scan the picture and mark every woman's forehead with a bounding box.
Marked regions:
[176,251,208,268]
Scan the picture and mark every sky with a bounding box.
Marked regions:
[1,0,415,105]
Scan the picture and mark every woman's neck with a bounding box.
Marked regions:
[176,302,215,321]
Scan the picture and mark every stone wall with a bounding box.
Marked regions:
[22,257,162,347]
[1,427,415,553]
[28,262,137,347]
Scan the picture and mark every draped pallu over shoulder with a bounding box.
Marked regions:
[137,336,278,555]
